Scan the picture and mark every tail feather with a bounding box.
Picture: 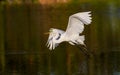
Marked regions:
[79,35,85,42]
[75,35,85,45]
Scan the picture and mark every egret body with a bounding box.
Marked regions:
[46,11,92,50]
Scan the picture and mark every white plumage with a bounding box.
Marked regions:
[46,11,92,50]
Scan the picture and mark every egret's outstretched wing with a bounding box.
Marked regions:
[64,11,92,37]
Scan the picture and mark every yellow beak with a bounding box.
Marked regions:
[44,32,50,35]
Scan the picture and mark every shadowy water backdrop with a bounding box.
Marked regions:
[0,0,120,75]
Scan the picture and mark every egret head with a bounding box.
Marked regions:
[49,28,56,34]
[46,28,65,50]
[44,28,55,35]
[47,28,61,36]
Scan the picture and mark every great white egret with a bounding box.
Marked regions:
[46,11,92,52]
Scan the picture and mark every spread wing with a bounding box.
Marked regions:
[64,11,92,37]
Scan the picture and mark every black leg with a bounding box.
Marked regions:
[75,44,93,58]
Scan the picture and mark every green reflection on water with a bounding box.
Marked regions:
[0,1,120,75]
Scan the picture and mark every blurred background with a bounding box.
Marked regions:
[0,0,120,75]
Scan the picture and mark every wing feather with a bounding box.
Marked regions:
[64,11,92,37]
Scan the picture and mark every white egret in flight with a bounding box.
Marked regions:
[45,11,92,54]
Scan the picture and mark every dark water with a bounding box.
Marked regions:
[0,1,120,75]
